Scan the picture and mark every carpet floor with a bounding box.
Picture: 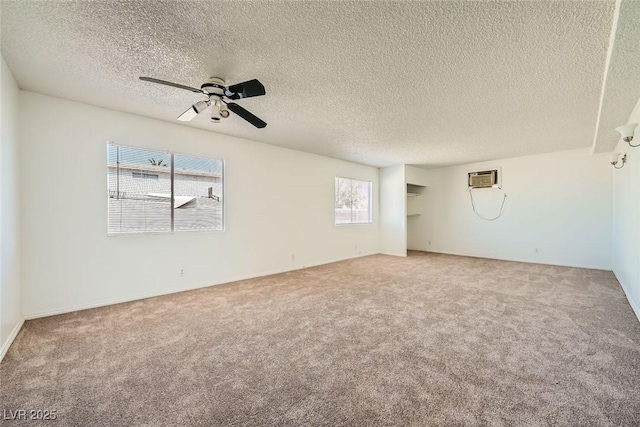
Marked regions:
[2,252,640,426]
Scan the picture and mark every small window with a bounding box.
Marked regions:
[335,177,372,225]
[107,143,224,234]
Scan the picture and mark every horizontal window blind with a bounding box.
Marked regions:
[107,144,171,233]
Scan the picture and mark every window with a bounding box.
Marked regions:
[107,143,224,234]
[132,172,159,180]
[335,177,372,225]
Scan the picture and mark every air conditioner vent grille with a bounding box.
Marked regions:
[468,170,498,189]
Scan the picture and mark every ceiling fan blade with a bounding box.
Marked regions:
[140,77,203,94]
[177,106,198,122]
[227,103,267,128]
[225,79,266,100]
[177,100,210,121]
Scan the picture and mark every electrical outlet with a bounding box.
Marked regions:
[534,248,539,254]
[428,240,432,245]
[354,245,358,250]
[291,255,295,261]
[179,268,185,277]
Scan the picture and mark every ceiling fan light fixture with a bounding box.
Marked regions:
[210,104,221,123]
[177,99,210,122]
[208,97,224,123]
[193,100,209,114]
[219,103,230,118]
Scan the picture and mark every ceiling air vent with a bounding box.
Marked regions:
[468,169,499,189]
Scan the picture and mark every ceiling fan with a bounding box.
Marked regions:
[139,76,267,128]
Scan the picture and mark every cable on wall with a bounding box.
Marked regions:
[469,188,507,221]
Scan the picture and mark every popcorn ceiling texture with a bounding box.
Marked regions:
[0,1,625,167]
[592,0,640,154]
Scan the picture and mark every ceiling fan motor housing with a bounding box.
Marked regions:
[201,77,226,96]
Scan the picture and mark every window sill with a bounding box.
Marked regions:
[107,229,225,237]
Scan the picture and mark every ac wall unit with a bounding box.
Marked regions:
[468,169,500,189]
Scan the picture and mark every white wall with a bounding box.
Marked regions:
[11,91,627,323]
[1,56,23,359]
[19,91,379,318]
[380,165,406,256]
[612,98,640,321]
[420,148,612,269]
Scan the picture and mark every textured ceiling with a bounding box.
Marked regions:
[0,1,629,167]
[592,0,640,153]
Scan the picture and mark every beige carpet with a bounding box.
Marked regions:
[2,251,640,426]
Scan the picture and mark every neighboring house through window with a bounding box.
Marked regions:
[132,172,159,180]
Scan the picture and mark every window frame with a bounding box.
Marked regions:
[107,142,225,236]
[334,176,373,226]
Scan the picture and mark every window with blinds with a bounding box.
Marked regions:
[335,177,372,225]
[107,143,224,234]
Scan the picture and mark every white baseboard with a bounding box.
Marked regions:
[23,251,377,320]
[614,270,640,323]
[419,249,611,271]
[0,318,25,363]
[380,252,407,257]
[16,251,636,339]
